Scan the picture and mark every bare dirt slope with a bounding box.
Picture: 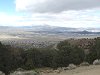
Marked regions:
[41,65,100,75]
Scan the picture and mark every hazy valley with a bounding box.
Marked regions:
[0,25,100,49]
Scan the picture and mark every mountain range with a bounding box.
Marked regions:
[0,25,100,39]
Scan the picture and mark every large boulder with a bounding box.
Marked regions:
[80,62,89,66]
[93,59,100,65]
[10,70,39,75]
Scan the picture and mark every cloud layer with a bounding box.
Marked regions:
[16,0,100,13]
[0,9,100,28]
[0,0,99,28]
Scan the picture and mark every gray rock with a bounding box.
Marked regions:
[66,64,77,70]
[54,70,60,73]
[0,71,5,75]
[93,59,100,65]
[80,62,89,66]
[16,68,24,71]
[10,70,39,75]
[57,67,62,71]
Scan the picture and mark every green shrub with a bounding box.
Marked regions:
[56,40,85,67]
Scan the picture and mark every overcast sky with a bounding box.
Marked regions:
[0,0,100,28]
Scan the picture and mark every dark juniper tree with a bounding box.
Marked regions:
[0,42,19,75]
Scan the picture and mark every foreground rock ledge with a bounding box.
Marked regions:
[41,65,100,75]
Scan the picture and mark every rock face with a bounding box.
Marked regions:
[10,70,39,75]
[93,59,100,65]
[80,62,89,66]
[0,71,5,75]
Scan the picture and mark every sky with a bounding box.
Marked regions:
[0,0,100,28]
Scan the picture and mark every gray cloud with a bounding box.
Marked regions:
[16,0,100,13]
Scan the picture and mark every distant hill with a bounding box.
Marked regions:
[72,30,100,34]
